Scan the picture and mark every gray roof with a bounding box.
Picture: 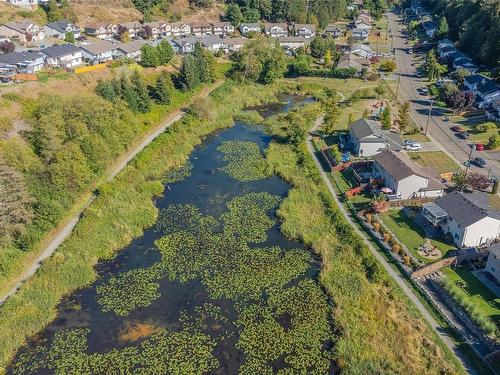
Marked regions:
[350,118,403,150]
[240,23,260,30]
[199,35,224,47]
[80,40,117,55]
[487,242,500,258]
[373,150,446,190]
[45,20,77,34]
[223,37,247,46]
[0,51,44,65]
[116,40,147,54]
[41,44,81,58]
[434,191,500,227]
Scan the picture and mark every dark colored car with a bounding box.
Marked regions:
[450,125,463,132]
[456,132,469,139]
[472,157,487,168]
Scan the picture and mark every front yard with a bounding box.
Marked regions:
[408,151,462,174]
[380,209,455,263]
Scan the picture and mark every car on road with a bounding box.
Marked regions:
[456,132,470,139]
[472,157,487,168]
[404,139,418,146]
[405,143,422,151]
[450,125,463,132]
[475,143,485,151]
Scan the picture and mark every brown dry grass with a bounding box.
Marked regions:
[0,2,47,24]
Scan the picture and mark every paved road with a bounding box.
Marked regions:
[307,117,477,375]
[387,11,500,179]
[0,80,224,307]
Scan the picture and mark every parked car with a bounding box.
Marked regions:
[475,143,485,151]
[456,132,470,139]
[472,157,487,168]
[420,87,429,95]
[405,143,422,151]
[450,125,463,132]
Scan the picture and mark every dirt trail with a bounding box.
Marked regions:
[0,79,224,306]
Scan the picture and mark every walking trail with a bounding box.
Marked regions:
[306,116,477,375]
[0,79,225,306]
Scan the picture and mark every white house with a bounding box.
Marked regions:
[294,24,315,39]
[372,150,445,200]
[352,28,369,41]
[485,243,500,282]
[324,24,343,38]
[239,23,261,36]
[41,44,83,68]
[6,0,39,9]
[0,50,45,73]
[464,74,500,108]
[350,44,372,59]
[84,23,117,40]
[80,40,117,63]
[423,191,500,248]
[277,36,310,50]
[0,21,45,44]
[223,37,247,52]
[212,21,234,36]
[264,23,288,38]
[198,35,224,52]
[117,22,143,39]
[170,22,191,37]
[170,36,198,54]
[349,118,402,157]
[43,20,81,40]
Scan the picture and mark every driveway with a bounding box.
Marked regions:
[387,11,500,179]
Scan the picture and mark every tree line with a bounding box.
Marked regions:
[420,0,499,70]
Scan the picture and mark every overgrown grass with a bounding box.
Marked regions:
[0,80,281,370]
[264,104,460,374]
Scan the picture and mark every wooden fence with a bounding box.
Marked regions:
[15,73,37,81]
[410,257,457,278]
[388,196,437,208]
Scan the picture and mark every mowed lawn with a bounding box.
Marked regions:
[442,267,500,324]
[408,151,462,174]
[380,209,455,263]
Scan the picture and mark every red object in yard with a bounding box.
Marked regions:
[475,143,485,151]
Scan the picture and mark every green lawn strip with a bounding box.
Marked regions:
[441,267,500,324]
[380,209,454,263]
[0,80,282,370]
[407,151,462,174]
[406,132,430,142]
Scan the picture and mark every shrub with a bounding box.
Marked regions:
[391,243,401,254]
[476,122,497,133]
[372,221,381,233]
[382,232,391,243]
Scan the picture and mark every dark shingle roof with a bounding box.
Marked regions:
[434,191,500,227]
[0,51,44,65]
[41,44,81,58]
[45,20,76,34]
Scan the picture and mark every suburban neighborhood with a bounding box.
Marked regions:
[0,0,499,373]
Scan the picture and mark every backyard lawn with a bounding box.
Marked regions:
[408,151,462,174]
[442,267,500,324]
[380,209,455,263]
[331,169,357,194]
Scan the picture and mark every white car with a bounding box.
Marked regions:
[405,143,422,151]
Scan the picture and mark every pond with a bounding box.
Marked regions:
[8,96,336,374]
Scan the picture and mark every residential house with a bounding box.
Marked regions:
[41,44,83,68]
[170,22,191,37]
[423,191,500,247]
[84,23,117,39]
[5,0,39,9]
[485,243,500,282]
[0,21,44,44]
[117,22,143,39]
[0,65,17,83]
[277,36,310,50]
[348,118,402,157]
[0,50,45,73]
[80,40,117,63]
[464,74,500,108]
[198,35,224,52]
[353,20,371,30]
[350,43,372,59]
[114,40,147,61]
[264,23,288,38]
[212,21,234,36]
[170,36,198,54]
[294,24,315,39]
[157,22,171,37]
[43,20,81,40]
[336,53,369,74]
[239,23,261,36]
[191,22,213,36]
[223,37,247,52]
[324,24,343,38]
[485,98,500,122]
[143,21,166,38]
[422,20,436,37]
[351,28,369,41]
[372,150,445,200]
[439,45,456,59]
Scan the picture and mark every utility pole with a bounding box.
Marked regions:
[424,100,433,135]
[465,142,475,176]
[395,72,401,99]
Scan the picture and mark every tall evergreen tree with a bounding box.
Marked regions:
[141,44,160,67]
[157,39,174,65]
[154,74,171,104]
[131,71,151,113]
[120,74,140,112]
[178,54,200,91]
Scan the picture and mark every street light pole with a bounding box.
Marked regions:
[424,100,433,136]
[465,142,475,176]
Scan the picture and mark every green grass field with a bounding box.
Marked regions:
[408,151,462,174]
[380,209,454,263]
[442,267,500,324]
